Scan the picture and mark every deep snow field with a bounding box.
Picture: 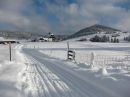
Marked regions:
[0,42,130,97]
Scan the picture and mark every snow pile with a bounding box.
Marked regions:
[101,67,108,76]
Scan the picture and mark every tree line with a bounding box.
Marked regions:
[90,35,119,43]
[124,35,130,42]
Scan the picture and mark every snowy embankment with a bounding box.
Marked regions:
[0,44,26,97]
[22,42,130,97]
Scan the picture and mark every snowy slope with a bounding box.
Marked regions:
[66,32,130,42]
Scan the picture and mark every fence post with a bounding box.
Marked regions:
[9,42,12,61]
[90,52,95,68]
[67,42,70,59]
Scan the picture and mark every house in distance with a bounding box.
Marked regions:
[0,37,19,44]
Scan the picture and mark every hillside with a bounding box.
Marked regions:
[66,31,130,42]
[67,24,121,39]
[0,30,45,39]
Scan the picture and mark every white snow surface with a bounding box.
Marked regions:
[0,44,25,97]
[0,42,130,97]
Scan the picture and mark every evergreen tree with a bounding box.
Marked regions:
[101,35,108,42]
[124,35,130,42]
[114,37,117,43]
[116,39,119,43]
[90,35,110,42]
[107,36,110,42]
[90,35,101,42]
[111,38,113,43]
[124,37,126,41]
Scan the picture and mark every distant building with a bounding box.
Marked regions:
[30,32,56,42]
[37,32,55,42]
[38,37,53,42]
[0,37,19,44]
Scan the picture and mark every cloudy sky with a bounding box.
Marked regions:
[0,0,130,35]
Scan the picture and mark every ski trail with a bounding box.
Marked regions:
[20,52,78,97]
[23,49,123,97]
[24,55,52,97]
[30,56,78,97]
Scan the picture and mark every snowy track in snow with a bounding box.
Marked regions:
[22,51,78,97]
[22,48,124,97]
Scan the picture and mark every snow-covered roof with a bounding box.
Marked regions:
[0,37,17,41]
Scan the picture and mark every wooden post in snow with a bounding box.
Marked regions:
[67,42,69,59]
[9,42,12,61]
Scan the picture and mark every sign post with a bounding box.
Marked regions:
[9,42,11,61]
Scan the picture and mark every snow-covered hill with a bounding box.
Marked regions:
[66,24,130,43]
[66,31,130,43]
[67,24,121,39]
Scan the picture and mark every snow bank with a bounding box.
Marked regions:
[0,44,26,97]
[102,67,108,76]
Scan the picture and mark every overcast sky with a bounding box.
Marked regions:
[0,0,130,35]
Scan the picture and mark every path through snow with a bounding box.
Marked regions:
[21,48,130,97]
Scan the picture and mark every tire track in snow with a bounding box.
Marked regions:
[24,55,51,97]
[34,62,61,97]
[24,54,76,97]
[23,49,122,97]
[31,55,97,97]
[31,57,77,97]
[23,50,98,97]
[37,62,78,97]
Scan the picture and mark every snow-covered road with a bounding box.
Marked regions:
[22,48,129,97]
